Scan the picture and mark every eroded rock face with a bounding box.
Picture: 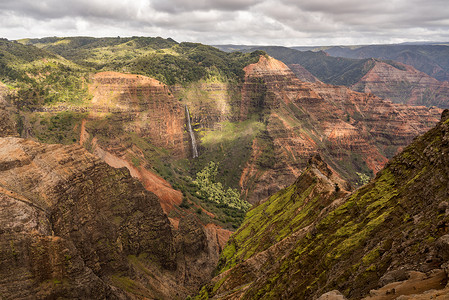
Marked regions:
[89,71,187,157]
[0,197,119,299]
[201,111,449,299]
[84,72,189,215]
[171,81,242,130]
[239,55,441,203]
[351,61,449,108]
[0,137,224,299]
[0,137,174,297]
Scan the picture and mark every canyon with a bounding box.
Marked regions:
[0,136,229,299]
[200,110,449,299]
[351,60,449,108]
[236,55,441,203]
[1,37,449,299]
[244,46,449,109]
[72,55,442,205]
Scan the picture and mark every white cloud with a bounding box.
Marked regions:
[0,0,448,45]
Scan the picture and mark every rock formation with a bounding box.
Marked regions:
[88,71,187,157]
[351,60,449,108]
[84,72,190,214]
[11,55,443,209]
[288,63,319,83]
[238,55,441,203]
[198,110,449,299]
[0,137,226,299]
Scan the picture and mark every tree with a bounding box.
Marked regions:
[192,161,250,210]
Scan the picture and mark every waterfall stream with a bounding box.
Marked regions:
[185,105,198,158]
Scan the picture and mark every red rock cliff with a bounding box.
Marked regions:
[352,60,449,108]
[239,56,441,203]
[89,71,187,157]
[0,137,228,299]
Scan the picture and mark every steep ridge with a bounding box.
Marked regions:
[0,137,226,299]
[90,142,183,214]
[199,110,449,299]
[245,46,449,108]
[239,55,441,203]
[352,61,449,108]
[325,44,449,82]
[245,46,374,87]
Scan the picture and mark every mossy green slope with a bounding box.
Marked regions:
[0,39,90,107]
[23,37,263,85]
[216,155,349,274]
[199,110,449,299]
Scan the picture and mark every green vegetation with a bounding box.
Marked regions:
[192,161,250,210]
[0,37,264,114]
[194,117,265,189]
[203,114,449,299]
[28,111,87,144]
[254,129,275,169]
[356,172,371,186]
[22,37,264,86]
[0,39,91,108]
[216,160,346,273]
[120,45,263,85]
[84,112,251,229]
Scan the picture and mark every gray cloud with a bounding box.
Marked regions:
[0,0,448,46]
[150,0,261,13]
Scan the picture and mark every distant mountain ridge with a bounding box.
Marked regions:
[325,44,449,82]
[222,45,449,108]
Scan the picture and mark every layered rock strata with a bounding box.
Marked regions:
[0,137,226,299]
[89,71,187,157]
[200,111,449,299]
[352,61,449,108]
[239,55,441,203]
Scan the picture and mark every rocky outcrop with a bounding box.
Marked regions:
[199,111,449,299]
[352,61,449,108]
[90,140,183,214]
[0,137,173,298]
[239,55,441,203]
[84,72,189,214]
[89,71,187,157]
[0,137,226,299]
[0,190,119,298]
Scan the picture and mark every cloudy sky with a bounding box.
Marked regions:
[1,0,448,46]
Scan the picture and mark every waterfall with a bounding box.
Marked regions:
[185,105,198,158]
